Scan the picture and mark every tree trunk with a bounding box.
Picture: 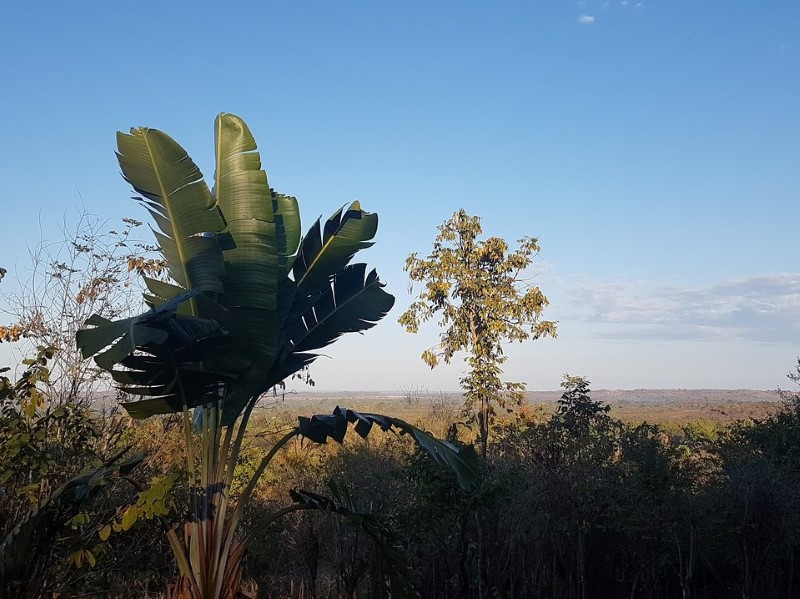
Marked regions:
[479,394,489,460]
[577,525,588,599]
[476,511,485,599]
[458,512,472,598]
[741,537,750,599]
[676,524,695,599]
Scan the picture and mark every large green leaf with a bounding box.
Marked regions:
[298,407,480,492]
[214,114,301,294]
[274,192,302,269]
[120,388,213,419]
[81,114,394,431]
[284,263,394,355]
[255,264,393,397]
[213,113,301,263]
[116,127,226,297]
[292,202,378,290]
[213,114,303,425]
[76,291,234,417]
[142,276,185,308]
[76,292,222,369]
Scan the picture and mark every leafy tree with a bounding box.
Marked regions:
[399,209,557,457]
[711,360,800,598]
[76,114,478,599]
[554,374,613,440]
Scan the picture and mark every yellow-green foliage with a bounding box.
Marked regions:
[400,209,557,455]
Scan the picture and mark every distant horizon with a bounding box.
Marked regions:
[280,386,784,396]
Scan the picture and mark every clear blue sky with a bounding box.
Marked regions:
[1,1,798,391]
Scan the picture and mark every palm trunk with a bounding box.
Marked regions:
[167,402,300,599]
[479,395,489,460]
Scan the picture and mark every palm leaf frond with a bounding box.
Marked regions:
[285,264,394,356]
[213,114,304,425]
[293,202,378,290]
[298,406,480,492]
[116,128,226,297]
[76,292,232,417]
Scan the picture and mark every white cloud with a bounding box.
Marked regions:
[568,273,800,343]
[578,15,596,25]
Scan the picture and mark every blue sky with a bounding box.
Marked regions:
[1,1,798,391]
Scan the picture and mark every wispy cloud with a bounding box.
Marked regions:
[568,273,800,343]
[577,15,596,25]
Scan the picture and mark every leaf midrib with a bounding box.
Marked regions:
[297,221,346,289]
[141,130,195,317]
[215,116,225,201]
[294,273,380,347]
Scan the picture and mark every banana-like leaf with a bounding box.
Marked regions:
[77,314,166,371]
[76,291,222,370]
[292,202,378,291]
[214,113,301,262]
[255,263,393,413]
[274,193,302,270]
[116,356,229,419]
[116,127,226,297]
[289,482,417,598]
[261,352,317,392]
[0,450,143,587]
[298,407,480,492]
[213,114,303,425]
[121,389,213,419]
[76,292,236,418]
[80,114,394,430]
[284,264,395,355]
[143,276,185,309]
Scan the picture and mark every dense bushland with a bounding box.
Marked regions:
[3,362,799,598]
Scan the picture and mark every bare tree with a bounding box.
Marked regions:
[0,212,164,409]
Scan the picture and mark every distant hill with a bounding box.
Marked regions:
[96,387,785,426]
[271,387,785,425]
[280,388,783,405]
[526,388,783,404]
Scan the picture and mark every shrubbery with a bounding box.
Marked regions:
[5,366,799,598]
